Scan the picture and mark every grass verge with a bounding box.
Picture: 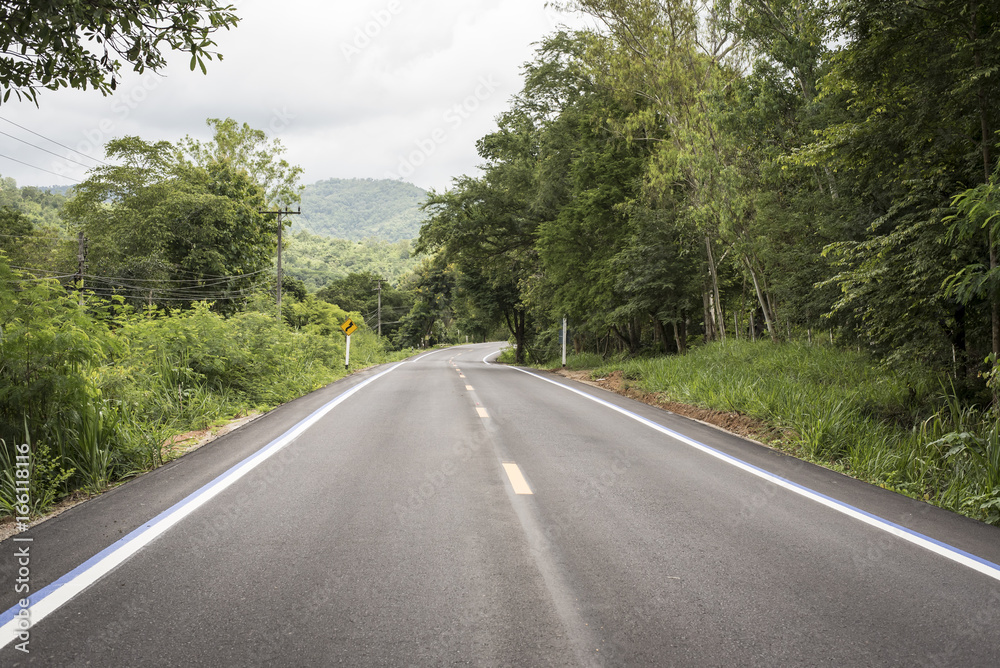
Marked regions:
[548,341,1000,526]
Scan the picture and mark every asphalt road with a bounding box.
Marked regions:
[2,342,1000,666]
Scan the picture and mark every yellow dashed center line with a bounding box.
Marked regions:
[466,385,475,391]
[502,462,533,495]
[476,406,489,418]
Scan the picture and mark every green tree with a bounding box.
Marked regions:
[419,168,540,363]
[0,255,113,447]
[560,0,747,341]
[282,231,419,292]
[179,118,303,208]
[0,207,34,268]
[711,1,848,337]
[0,0,239,105]
[393,256,458,348]
[317,271,414,340]
[64,135,273,309]
[813,0,1000,371]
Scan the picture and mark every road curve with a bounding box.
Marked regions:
[2,342,999,665]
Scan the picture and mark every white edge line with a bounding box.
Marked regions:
[508,366,1000,583]
[0,362,406,648]
[412,347,456,362]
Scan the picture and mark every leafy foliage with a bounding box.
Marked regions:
[63,122,293,311]
[0,176,75,272]
[392,256,459,348]
[0,251,401,517]
[178,118,303,208]
[0,177,68,228]
[315,271,415,340]
[282,230,419,292]
[0,0,239,105]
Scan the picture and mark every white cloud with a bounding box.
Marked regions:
[0,0,591,192]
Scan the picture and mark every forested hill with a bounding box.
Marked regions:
[294,178,428,241]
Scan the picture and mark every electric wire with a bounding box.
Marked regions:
[10,266,74,274]
[5,264,273,302]
[0,129,97,170]
[0,233,74,240]
[1,273,76,282]
[0,116,110,166]
[80,268,270,285]
[0,151,83,183]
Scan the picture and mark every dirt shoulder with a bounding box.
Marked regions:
[551,368,789,447]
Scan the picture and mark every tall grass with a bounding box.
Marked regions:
[0,299,407,519]
[588,340,1000,525]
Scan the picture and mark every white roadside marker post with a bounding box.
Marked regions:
[562,316,568,367]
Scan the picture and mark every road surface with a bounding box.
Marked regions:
[2,342,999,665]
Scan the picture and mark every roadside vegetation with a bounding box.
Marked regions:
[0,255,408,519]
[0,118,424,521]
[525,340,1000,526]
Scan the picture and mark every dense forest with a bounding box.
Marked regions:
[282,230,419,291]
[0,177,67,228]
[416,0,1000,387]
[295,178,428,241]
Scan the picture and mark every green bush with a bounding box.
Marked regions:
[1,253,403,519]
[0,437,75,518]
[0,257,114,448]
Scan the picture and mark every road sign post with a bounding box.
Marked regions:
[341,318,358,369]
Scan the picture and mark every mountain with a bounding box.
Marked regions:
[293,178,429,242]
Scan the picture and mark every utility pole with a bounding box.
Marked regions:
[376,279,382,337]
[75,232,88,306]
[259,206,301,320]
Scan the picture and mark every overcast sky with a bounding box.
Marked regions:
[0,0,591,194]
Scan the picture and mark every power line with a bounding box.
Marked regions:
[10,266,75,274]
[0,151,83,183]
[0,233,75,241]
[76,288,254,303]
[0,129,97,170]
[1,273,76,282]
[81,268,270,285]
[0,274,254,300]
[0,116,110,166]
[10,264,271,283]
